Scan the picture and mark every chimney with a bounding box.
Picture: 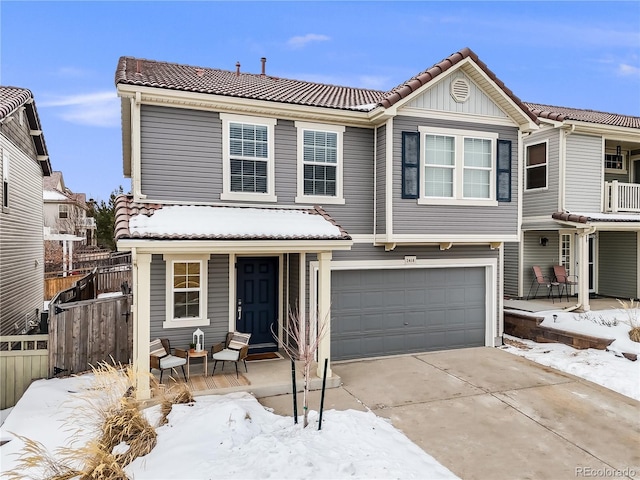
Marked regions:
[136,59,141,75]
[261,57,266,76]
[236,61,241,76]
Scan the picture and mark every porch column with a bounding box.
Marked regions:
[316,251,332,379]
[577,230,591,312]
[132,250,152,400]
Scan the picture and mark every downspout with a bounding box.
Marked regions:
[559,124,575,212]
[131,92,146,200]
[373,126,377,241]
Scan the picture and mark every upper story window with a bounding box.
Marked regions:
[164,254,210,329]
[220,113,277,202]
[295,122,345,204]
[2,149,9,210]
[525,142,547,190]
[418,126,497,206]
[59,204,69,219]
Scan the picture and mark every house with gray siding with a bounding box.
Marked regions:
[0,86,52,335]
[112,48,539,399]
[504,104,640,311]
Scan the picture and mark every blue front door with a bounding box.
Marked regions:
[236,257,278,353]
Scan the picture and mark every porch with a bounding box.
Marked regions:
[604,181,640,213]
[505,295,624,314]
[150,351,341,399]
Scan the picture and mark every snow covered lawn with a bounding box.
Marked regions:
[502,306,640,401]
[0,375,457,479]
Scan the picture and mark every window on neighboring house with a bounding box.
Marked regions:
[221,113,277,202]
[525,142,547,190]
[59,204,69,219]
[418,127,498,205]
[2,149,8,209]
[164,255,209,328]
[295,122,345,204]
[604,152,626,172]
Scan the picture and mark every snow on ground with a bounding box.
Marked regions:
[502,307,640,401]
[0,375,457,480]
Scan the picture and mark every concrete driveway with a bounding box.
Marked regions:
[260,347,640,480]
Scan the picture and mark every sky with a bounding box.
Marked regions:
[2,1,639,203]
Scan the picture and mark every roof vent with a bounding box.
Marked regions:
[450,77,470,103]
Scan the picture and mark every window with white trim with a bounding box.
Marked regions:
[2,149,8,209]
[164,254,209,328]
[418,126,497,205]
[525,142,547,190]
[59,204,69,219]
[220,113,277,202]
[604,151,626,173]
[295,122,345,204]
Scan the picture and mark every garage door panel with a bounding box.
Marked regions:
[332,266,487,360]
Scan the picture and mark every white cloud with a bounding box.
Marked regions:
[287,33,330,49]
[618,63,640,78]
[39,91,120,127]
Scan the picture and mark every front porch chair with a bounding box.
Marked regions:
[527,265,560,302]
[211,332,251,378]
[150,338,187,383]
[553,265,579,301]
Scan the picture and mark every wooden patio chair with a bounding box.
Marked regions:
[553,265,579,302]
[526,265,560,302]
[150,338,187,383]
[211,332,251,378]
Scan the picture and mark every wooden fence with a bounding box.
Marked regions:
[45,274,86,300]
[48,295,133,378]
[0,335,49,409]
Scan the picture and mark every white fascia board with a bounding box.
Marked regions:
[117,84,375,129]
[116,239,353,254]
[566,121,640,141]
[399,108,516,127]
[380,234,519,243]
[329,257,498,270]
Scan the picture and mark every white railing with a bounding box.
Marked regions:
[604,181,640,213]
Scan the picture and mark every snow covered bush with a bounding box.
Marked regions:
[617,299,640,342]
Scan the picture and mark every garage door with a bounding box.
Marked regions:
[331,267,486,360]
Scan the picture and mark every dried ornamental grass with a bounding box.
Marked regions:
[617,298,640,342]
[157,378,195,425]
[5,434,81,480]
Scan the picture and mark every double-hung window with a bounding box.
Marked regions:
[2,149,8,210]
[525,142,547,190]
[164,254,209,328]
[418,126,497,206]
[59,204,69,219]
[295,122,345,204]
[221,113,277,202]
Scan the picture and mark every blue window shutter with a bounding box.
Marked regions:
[402,131,420,199]
[497,139,512,202]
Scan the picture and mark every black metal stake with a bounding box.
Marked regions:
[291,358,298,424]
[318,357,328,431]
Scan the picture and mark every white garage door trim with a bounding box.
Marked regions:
[309,257,498,350]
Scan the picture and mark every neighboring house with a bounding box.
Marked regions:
[504,104,640,311]
[43,170,97,247]
[0,86,52,335]
[113,48,539,398]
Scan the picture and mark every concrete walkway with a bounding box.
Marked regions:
[260,347,640,480]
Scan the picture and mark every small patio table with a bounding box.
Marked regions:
[186,349,208,379]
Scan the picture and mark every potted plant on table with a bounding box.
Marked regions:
[189,343,196,353]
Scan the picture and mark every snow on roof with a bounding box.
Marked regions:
[43,190,70,201]
[566,211,640,223]
[127,204,347,240]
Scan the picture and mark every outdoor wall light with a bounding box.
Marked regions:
[540,237,549,247]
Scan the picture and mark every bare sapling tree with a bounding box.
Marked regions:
[276,305,328,428]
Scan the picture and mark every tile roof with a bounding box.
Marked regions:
[115,56,383,111]
[114,195,351,241]
[114,48,536,123]
[0,86,52,175]
[553,211,640,224]
[526,103,640,129]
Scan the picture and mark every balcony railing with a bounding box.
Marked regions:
[81,217,96,228]
[604,181,640,213]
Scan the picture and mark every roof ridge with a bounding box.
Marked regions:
[525,102,640,120]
